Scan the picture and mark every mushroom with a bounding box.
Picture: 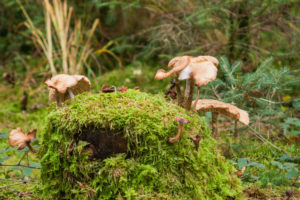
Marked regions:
[193,99,249,137]
[235,166,246,177]
[190,134,201,151]
[190,56,219,109]
[118,86,128,92]
[8,128,37,153]
[45,74,91,106]
[168,117,190,143]
[154,55,218,110]
[101,85,117,93]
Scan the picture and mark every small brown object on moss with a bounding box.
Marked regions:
[118,86,128,92]
[168,117,190,143]
[190,134,201,151]
[8,128,37,153]
[235,166,246,177]
[101,85,117,93]
[45,74,91,106]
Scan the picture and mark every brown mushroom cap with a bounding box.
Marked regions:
[190,61,218,87]
[45,74,91,103]
[154,55,218,83]
[193,99,250,125]
[154,69,167,80]
[175,117,190,124]
[192,56,219,67]
[8,128,36,150]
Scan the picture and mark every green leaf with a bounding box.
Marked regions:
[0,132,8,139]
[271,161,283,169]
[247,162,265,169]
[289,131,300,136]
[280,154,292,161]
[285,118,300,127]
[29,162,41,168]
[237,158,249,169]
[23,167,33,177]
[286,169,298,179]
[283,162,298,169]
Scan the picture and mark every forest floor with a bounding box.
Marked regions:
[0,74,299,199]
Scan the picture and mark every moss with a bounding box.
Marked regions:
[39,90,243,199]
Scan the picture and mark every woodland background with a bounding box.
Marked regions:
[0,0,300,199]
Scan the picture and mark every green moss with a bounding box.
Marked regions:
[39,90,242,199]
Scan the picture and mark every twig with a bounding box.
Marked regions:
[17,151,28,165]
[0,178,28,182]
[248,126,289,155]
[0,164,41,169]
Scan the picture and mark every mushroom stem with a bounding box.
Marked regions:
[175,78,183,106]
[192,86,201,109]
[183,79,195,111]
[212,112,218,138]
[67,88,75,99]
[26,142,37,153]
[168,124,183,143]
[234,120,238,138]
[190,134,201,151]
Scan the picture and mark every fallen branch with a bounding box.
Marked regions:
[0,164,41,169]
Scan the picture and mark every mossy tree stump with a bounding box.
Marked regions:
[39,90,242,199]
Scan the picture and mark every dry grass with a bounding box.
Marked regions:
[18,0,99,75]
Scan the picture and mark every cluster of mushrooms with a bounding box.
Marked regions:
[8,55,249,153]
[155,55,249,143]
[8,74,136,152]
[8,74,92,152]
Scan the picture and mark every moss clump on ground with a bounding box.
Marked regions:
[39,90,242,199]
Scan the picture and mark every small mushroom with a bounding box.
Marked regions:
[235,166,246,177]
[189,134,201,151]
[193,99,249,137]
[101,85,117,93]
[118,86,128,92]
[45,74,91,106]
[8,128,37,153]
[168,117,190,143]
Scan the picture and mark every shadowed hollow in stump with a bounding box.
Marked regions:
[78,126,128,160]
